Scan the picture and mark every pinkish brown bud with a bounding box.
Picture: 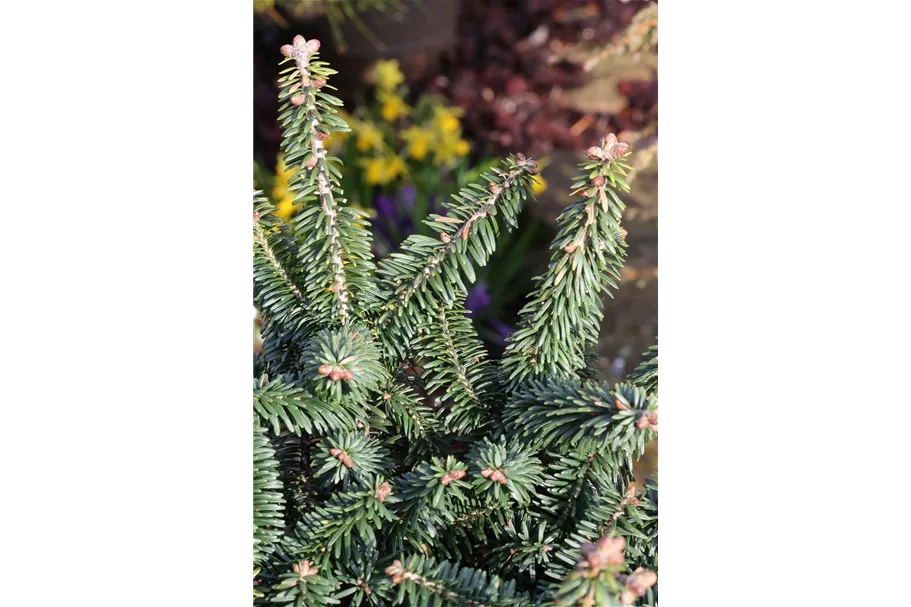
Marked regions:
[382,393,392,401]
[280,44,294,57]
[598,535,626,557]
[293,35,306,46]
[253,211,260,222]
[329,447,342,457]
[341,369,354,381]
[329,368,343,381]
[329,283,340,293]
[318,364,332,376]
[375,482,392,502]
[592,175,606,187]
[581,536,627,568]
[619,591,636,605]
[312,78,326,89]
[290,94,305,106]
[629,497,640,506]
[385,560,402,576]
[604,133,618,149]
[449,469,465,481]
[481,469,493,479]
[580,543,605,569]
[626,485,637,498]
[340,453,353,468]
[636,415,650,430]
[620,228,629,240]
[610,142,630,158]
[489,183,501,195]
[306,39,321,53]
[315,130,330,141]
[627,569,658,596]
[586,146,606,161]
[515,153,526,164]
[615,398,628,410]
[440,232,451,243]
[306,156,318,169]
[525,160,538,174]
[293,560,319,578]
[648,411,658,426]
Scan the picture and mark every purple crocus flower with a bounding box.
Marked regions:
[400,185,416,211]
[465,281,492,314]
[375,194,395,218]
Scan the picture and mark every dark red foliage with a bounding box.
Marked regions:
[415,0,657,157]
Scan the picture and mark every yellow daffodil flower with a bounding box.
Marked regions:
[379,92,411,122]
[373,59,404,92]
[272,155,291,201]
[361,157,385,185]
[454,139,470,157]
[355,121,384,153]
[360,155,407,185]
[385,155,407,181]
[272,155,300,221]
[400,126,433,161]
[432,105,464,135]
[274,196,298,222]
[432,135,471,166]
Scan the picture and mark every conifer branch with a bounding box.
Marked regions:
[415,304,492,434]
[540,447,618,530]
[489,516,558,583]
[254,375,360,436]
[394,456,471,549]
[311,431,389,492]
[467,440,545,507]
[504,381,657,458]
[624,477,658,574]
[550,536,657,607]
[270,559,339,607]
[270,432,321,529]
[254,415,285,565]
[375,382,439,443]
[501,136,632,388]
[384,555,533,607]
[295,478,399,561]
[299,326,388,405]
[278,36,376,327]
[253,192,309,330]
[376,156,539,358]
[546,484,658,580]
[628,341,658,397]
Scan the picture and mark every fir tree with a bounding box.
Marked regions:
[254,35,659,607]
